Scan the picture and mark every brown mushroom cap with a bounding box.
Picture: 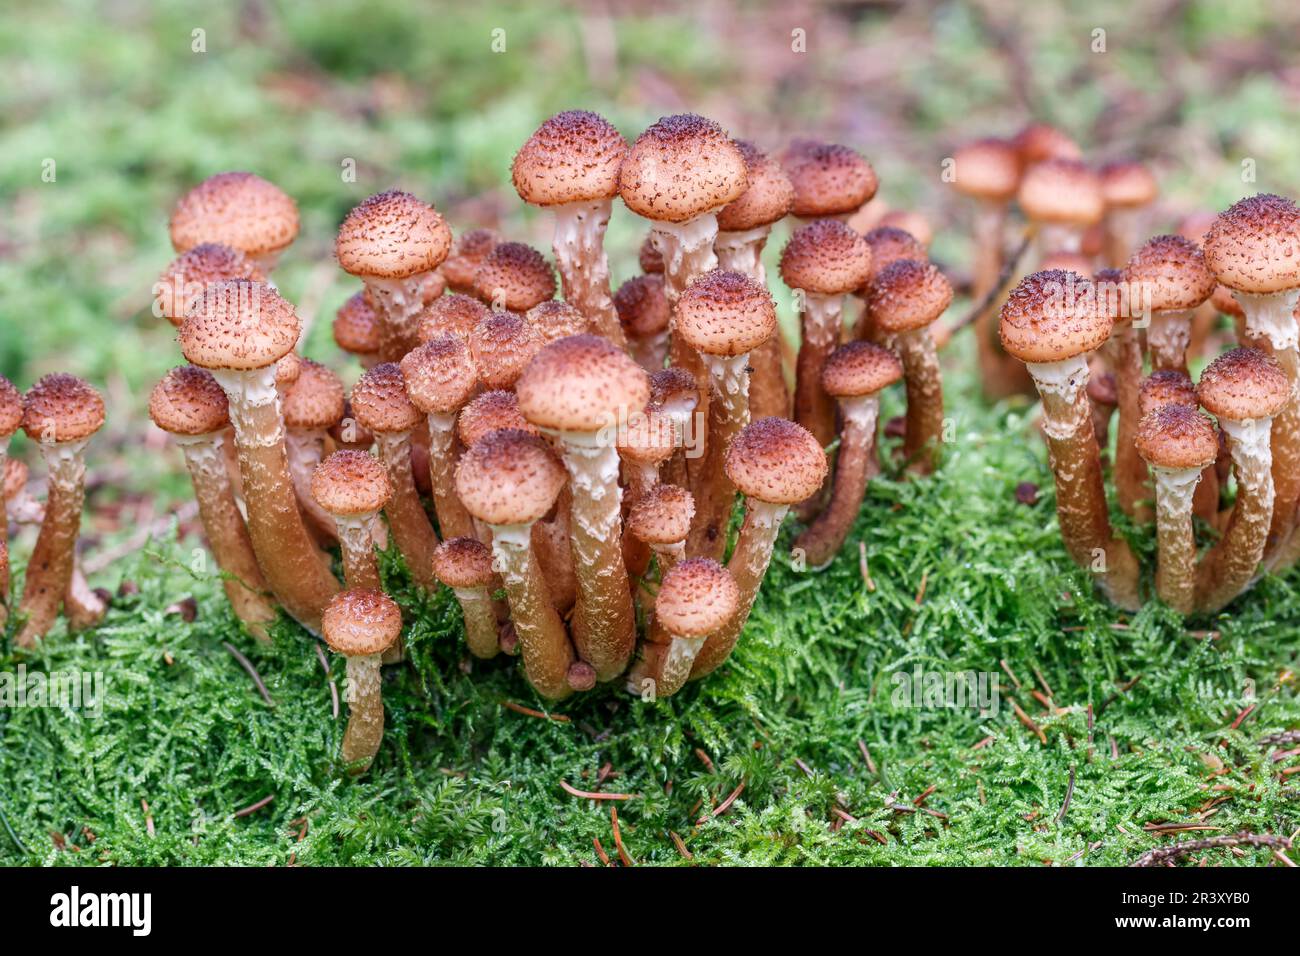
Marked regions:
[473,242,556,312]
[441,228,501,292]
[781,140,878,218]
[525,300,589,344]
[275,352,303,390]
[639,234,664,273]
[1017,159,1105,226]
[148,366,230,436]
[0,376,23,438]
[4,457,27,502]
[156,243,266,326]
[169,172,299,258]
[311,450,392,516]
[1203,194,1300,294]
[335,190,453,280]
[322,588,403,657]
[618,114,748,223]
[1138,370,1198,417]
[431,536,496,589]
[1013,123,1082,166]
[779,219,873,296]
[350,362,422,434]
[334,291,382,356]
[516,334,651,433]
[1210,284,1245,319]
[862,226,928,287]
[999,270,1112,363]
[454,428,567,526]
[626,483,695,545]
[512,110,629,207]
[457,390,538,447]
[283,360,346,431]
[1100,161,1158,208]
[1123,234,1216,312]
[724,417,828,505]
[22,373,106,443]
[716,140,795,232]
[401,335,478,415]
[617,409,677,466]
[470,311,544,389]
[1135,404,1219,469]
[952,138,1021,202]
[674,270,777,357]
[179,279,300,371]
[418,292,490,342]
[613,274,671,340]
[656,557,740,637]
[649,367,699,409]
[1196,347,1291,421]
[821,341,904,398]
[868,259,953,334]
[878,210,933,248]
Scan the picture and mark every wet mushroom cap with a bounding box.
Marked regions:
[617,409,677,466]
[1017,159,1105,226]
[1100,161,1158,208]
[311,450,392,516]
[469,311,544,389]
[868,259,954,335]
[441,228,501,291]
[169,172,299,258]
[473,242,557,311]
[283,360,346,431]
[998,270,1113,364]
[781,140,878,218]
[626,483,695,545]
[674,270,777,356]
[862,226,928,287]
[432,536,496,589]
[512,110,629,206]
[335,190,453,280]
[716,140,795,232]
[1139,370,1198,416]
[516,334,651,433]
[0,376,24,437]
[779,219,873,296]
[454,428,568,526]
[822,341,904,398]
[618,114,748,223]
[952,138,1021,202]
[148,366,230,436]
[457,390,538,447]
[418,292,490,342]
[322,588,403,657]
[639,234,664,273]
[1123,235,1216,312]
[350,363,422,434]
[179,279,300,371]
[1203,194,1300,294]
[1196,347,1291,421]
[649,367,699,408]
[22,373,106,443]
[656,557,740,637]
[1013,123,1082,165]
[526,300,589,344]
[724,417,828,505]
[401,335,478,415]
[334,291,382,355]
[1135,404,1219,469]
[156,243,266,326]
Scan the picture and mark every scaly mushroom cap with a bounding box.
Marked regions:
[626,483,695,545]
[1139,370,1198,417]
[614,274,671,339]
[779,219,873,296]
[322,588,403,657]
[312,450,392,516]
[283,360,346,431]
[418,292,489,342]
[656,557,740,637]
[333,291,382,355]
[169,172,299,258]
[1123,235,1216,312]
[1196,347,1291,421]
[781,140,878,218]
[877,210,933,247]
[156,243,266,326]
[22,373,105,443]
[1088,370,1118,408]
[350,363,422,434]
[725,417,827,505]
[618,114,748,223]
[952,138,1021,202]
[473,241,556,312]
[432,536,496,589]
[1203,194,1300,294]
[401,335,477,415]
[1017,159,1105,226]
[455,428,567,526]
[470,311,543,389]
[649,367,699,409]
[275,353,302,391]
[1177,211,1218,246]
[1039,251,1095,277]
[148,366,230,436]
[512,110,629,206]
[868,259,953,334]
[516,334,650,433]
[441,228,501,292]
[4,457,27,501]
[716,140,795,232]
[1100,161,1158,208]
[822,341,904,398]
[1013,123,1082,166]
[179,279,300,371]
[862,226,928,287]
[1210,284,1245,319]
[1135,404,1219,470]
[0,376,23,437]
[457,390,537,447]
[675,269,777,356]
[335,190,452,280]
[639,234,664,273]
[999,270,1112,364]
[525,300,589,344]
[617,409,677,466]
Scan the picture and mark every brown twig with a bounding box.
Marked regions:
[222,641,274,707]
[858,541,875,591]
[1056,765,1076,824]
[314,643,339,720]
[669,830,693,860]
[233,794,274,818]
[592,836,611,866]
[857,739,877,775]
[1132,830,1292,867]
[1011,699,1047,744]
[610,806,635,866]
[560,780,637,801]
[501,700,570,722]
[700,780,746,824]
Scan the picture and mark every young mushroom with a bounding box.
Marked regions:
[526,300,590,345]
[432,536,500,660]
[1095,266,1151,522]
[311,450,392,592]
[650,558,740,698]
[626,483,695,576]
[1123,234,1216,375]
[1100,161,1158,268]
[614,274,672,372]
[781,140,879,222]
[282,359,347,543]
[468,310,544,390]
[169,172,299,273]
[441,228,501,296]
[417,292,490,344]
[154,243,266,327]
[472,241,556,314]
[321,588,403,773]
[333,291,382,370]
[1016,159,1105,260]
[853,225,929,342]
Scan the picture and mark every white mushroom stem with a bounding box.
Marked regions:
[1149,464,1203,614]
[793,293,842,449]
[285,427,338,544]
[16,438,89,647]
[1202,418,1275,608]
[452,585,500,659]
[364,274,431,363]
[717,226,789,421]
[374,430,438,591]
[715,227,770,282]
[657,395,700,490]
[341,652,385,771]
[424,411,475,540]
[1147,309,1195,373]
[333,513,381,591]
[550,199,624,348]
[689,352,752,563]
[489,521,574,700]
[656,633,707,697]
[794,394,880,567]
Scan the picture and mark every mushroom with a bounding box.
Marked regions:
[626,483,695,577]
[639,233,664,274]
[1195,348,1291,610]
[867,259,952,473]
[169,172,299,273]
[1016,158,1105,260]
[349,363,439,591]
[1095,266,1151,522]
[794,342,903,566]
[1100,161,1158,268]
[852,225,929,342]
[1123,234,1216,375]
[333,291,382,370]
[516,335,649,681]
[526,300,590,345]
[15,374,105,646]
[441,228,501,296]
[154,243,266,327]
[781,140,878,223]
[455,428,575,699]
[650,558,740,698]
[311,450,392,592]
[617,408,677,577]
[432,536,500,660]
[468,310,544,390]
[512,110,628,345]
[458,390,538,446]
[336,190,453,362]
[0,376,21,540]
[613,274,672,372]
[282,359,347,543]
[999,270,1141,609]
[1139,370,1198,416]
[417,292,490,344]
[472,241,556,314]
[649,366,702,491]
[1013,123,1082,166]
[149,366,277,640]
[321,588,403,773]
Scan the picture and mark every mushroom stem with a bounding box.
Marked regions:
[1108,326,1150,522]
[452,586,500,659]
[423,411,475,540]
[374,430,439,591]
[656,634,707,697]
[1147,309,1195,374]
[971,201,1010,383]
[285,428,338,544]
[793,395,879,566]
[1200,418,1274,611]
[64,561,106,630]
[489,522,574,700]
[16,439,88,646]
[335,513,382,591]
[365,275,429,363]
[655,215,720,444]
[717,227,790,419]
[1149,465,1203,614]
[889,328,945,472]
[688,352,751,562]
[1104,206,1142,270]
[793,293,842,448]
[550,199,624,348]
[342,653,385,769]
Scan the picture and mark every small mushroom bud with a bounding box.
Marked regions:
[417,292,490,344]
[614,274,672,372]
[282,359,347,544]
[626,483,695,576]
[469,310,544,390]
[155,243,266,328]
[311,450,392,592]
[1123,235,1216,375]
[652,558,739,698]
[333,291,382,369]
[853,225,929,342]
[322,588,403,773]
[432,536,499,659]
[472,241,556,314]
[441,229,501,296]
